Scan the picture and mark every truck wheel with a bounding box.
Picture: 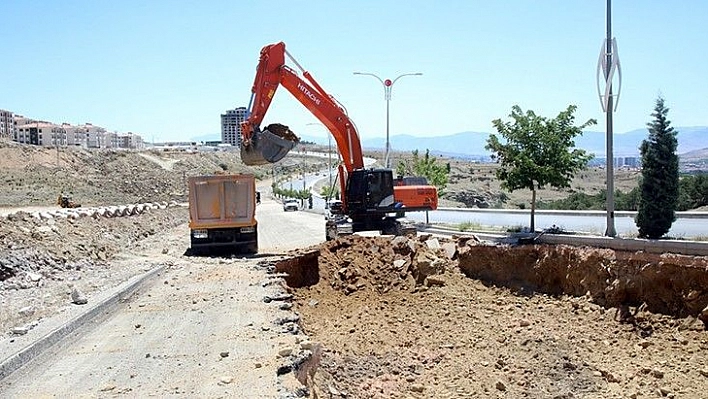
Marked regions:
[246,243,258,254]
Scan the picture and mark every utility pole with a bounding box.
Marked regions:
[597,0,622,237]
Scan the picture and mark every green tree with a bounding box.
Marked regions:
[677,174,708,211]
[636,96,679,238]
[395,149,449,195]
[486,105,595,231]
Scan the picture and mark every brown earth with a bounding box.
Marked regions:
[276,235,708,398]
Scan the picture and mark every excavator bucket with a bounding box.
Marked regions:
[240,123,300,165]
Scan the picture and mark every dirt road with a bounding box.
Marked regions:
[0,198,325,398]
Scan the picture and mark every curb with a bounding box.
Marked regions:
[0,265,165,381]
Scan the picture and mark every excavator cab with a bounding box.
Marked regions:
[346,169,396,213]
[240,123,299,166]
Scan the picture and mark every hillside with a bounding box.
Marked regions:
[0,139,641,211]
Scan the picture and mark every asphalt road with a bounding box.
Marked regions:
[0,197,326,398]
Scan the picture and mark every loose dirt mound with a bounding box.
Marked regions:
[459,244,708,319]
[276,235,708,398]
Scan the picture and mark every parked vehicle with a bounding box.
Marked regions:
[283,199,299,212]
[188,174,258,254]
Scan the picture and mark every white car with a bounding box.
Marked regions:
[283,199,299,212]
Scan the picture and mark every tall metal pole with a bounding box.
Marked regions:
[604,0,617,237]
[353,72,422,169]
[385,93,391,168]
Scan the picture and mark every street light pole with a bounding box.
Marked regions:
[307,122,333,196]
[596,0,622,237]
[353,71,422,169]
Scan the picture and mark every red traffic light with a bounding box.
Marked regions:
[384,79,392,86]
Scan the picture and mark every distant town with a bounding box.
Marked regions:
[0,106,250,151]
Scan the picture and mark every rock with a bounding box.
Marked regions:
[220,351,229,358]
[393,259,407,270]
[161,247,169,254]
[11,326,29,335]
[425,238,441,250]
[699,305,708,327]
[254,362,262,368]
[520,319,531,327]
[410,384,425,393]
[699,368,708,377]
[26,272,42,282]
[495,380,507,391]
[18,306,35,317]
[658,386,671,396]
[425,275,446,287]
[651,368,665,378]
[441,242,457,259]
[308,299,319,307]
[278,347,293,357]
[219,376,233,385]
[411,250,446,284]
[300,341,314,350]
[71,288,88,305]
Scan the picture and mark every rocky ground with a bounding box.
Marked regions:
[277,235,708,399]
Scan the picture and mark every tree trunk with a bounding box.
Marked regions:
[530,188,536,232]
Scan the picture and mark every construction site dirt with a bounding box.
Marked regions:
[276,235,708,398]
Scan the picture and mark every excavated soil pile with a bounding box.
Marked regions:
[277,235,708,399]
[458,244,708,320]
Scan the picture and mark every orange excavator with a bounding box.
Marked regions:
[240,42,437,239]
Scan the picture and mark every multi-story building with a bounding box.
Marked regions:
[16,122,67,146]
[9,113,145,149]
[119,132,144,149]
[221,107,247,147]
[0,109,15,139]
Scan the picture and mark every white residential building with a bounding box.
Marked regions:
[221,107,247,147]
[0,109,15,139]
[16,122,66,146]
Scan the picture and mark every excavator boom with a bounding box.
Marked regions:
[240,42,363,170]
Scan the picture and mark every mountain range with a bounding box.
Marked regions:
[193,126,708,160]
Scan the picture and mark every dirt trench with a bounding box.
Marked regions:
[274,235,708,398]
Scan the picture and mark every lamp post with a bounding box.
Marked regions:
[596,0,622,237]
[353,71,422,168]
[307,122,332,190]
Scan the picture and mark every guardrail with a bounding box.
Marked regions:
[418,224,708,257]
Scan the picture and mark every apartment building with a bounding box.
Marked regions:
[6,110,145,149]
[119,132,144,149]
[221,107,247,147]
[16,122,67,146]
[0,109,15,139]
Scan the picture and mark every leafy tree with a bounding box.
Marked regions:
[395,149,449,195]
[636,96,679,238]
[677,174,708,211]
[486,105,595,231]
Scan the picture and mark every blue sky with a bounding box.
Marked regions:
[2,1,706,143]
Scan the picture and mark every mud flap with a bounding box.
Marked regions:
[240,125,299,165]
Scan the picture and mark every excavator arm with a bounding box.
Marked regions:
[240,42,364,172]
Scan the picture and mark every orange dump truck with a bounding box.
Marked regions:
[188,174,258,254]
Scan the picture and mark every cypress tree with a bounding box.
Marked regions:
[636,97,679,238]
